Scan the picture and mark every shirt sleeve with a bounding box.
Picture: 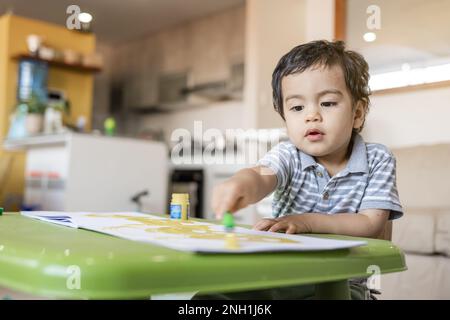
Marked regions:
[256,142,293,189]
[359,155,403,220]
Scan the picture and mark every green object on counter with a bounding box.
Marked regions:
[0,213,407,299]
[0,208,3,216]
[104,117,116,136]
[222,211,235,231]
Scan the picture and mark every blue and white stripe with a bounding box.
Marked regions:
[257,134,403,220]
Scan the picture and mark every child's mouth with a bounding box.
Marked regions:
[305,130,324,142]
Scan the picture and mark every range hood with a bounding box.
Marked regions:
[182,63,244,102]
[128,63,244,113]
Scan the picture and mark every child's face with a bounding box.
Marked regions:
[281,64,364,159]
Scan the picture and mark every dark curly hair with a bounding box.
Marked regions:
[272,40,371,133]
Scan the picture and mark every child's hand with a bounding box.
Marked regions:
[212,177,253,219]
[211,167,277,219]
[253,215,312,234]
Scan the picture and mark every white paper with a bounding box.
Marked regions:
[21,211,367,253]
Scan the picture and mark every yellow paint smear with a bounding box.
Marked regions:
[86,214,299,244]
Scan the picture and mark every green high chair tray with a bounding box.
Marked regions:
[0,213,406,299]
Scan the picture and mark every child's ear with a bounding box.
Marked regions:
[353,101,365,130]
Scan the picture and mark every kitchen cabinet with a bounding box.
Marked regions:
[109,5,245,113]
[120,45,159,109]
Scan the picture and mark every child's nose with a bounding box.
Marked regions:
[305,110,322,122]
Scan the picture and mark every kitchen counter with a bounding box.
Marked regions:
[3,132,169,214]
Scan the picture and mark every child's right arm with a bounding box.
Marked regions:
[212,166,277,218]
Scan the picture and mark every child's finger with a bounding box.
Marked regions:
[268,221,287,233]
[215,195,239,218]
[214,206,229,219]
[229,197,245,213]
[252,220,264,230]
[286,225,297,234]
[253,219,277,231]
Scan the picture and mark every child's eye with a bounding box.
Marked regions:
[290,105,304,111]
[321,102,337,107]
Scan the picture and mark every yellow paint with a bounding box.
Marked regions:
[86,214,300,244]
[0,14,96,207]
[225,233,240,250]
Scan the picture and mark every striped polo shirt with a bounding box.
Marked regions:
[257,133,403,220]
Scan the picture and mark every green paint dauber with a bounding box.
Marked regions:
[222,211,235,232]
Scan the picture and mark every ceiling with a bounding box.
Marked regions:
[0,0,245,44]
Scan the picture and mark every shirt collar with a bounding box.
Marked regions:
[299,150,317,171]
[346,133,369,174]
[299,133,368,174]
